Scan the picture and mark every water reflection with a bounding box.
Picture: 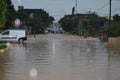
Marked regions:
[0,39,120,80]
[29,68,38,79]
[0,55,6,80]
[107,46,120,80]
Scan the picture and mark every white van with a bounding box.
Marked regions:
[0,29,27,42]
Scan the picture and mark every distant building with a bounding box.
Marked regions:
[65,14,90,22]
[18,6,39,19]
[65,13,107,27]
[17,6,55,34]
[18,6,24,10]
[105,16,114,20]
[64,13,108,36]
[18,6,41,27]
[23,9,40,18]
[65,13,107,22]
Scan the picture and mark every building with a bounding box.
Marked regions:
[17,6,55,34]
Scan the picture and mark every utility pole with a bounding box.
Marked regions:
[109,0,112,26]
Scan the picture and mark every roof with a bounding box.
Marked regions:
[65,14,90,18]
[23,9,40,15]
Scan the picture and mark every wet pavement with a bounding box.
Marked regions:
[0,37,120,80]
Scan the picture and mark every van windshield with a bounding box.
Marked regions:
[0,30,5,34]
[2,31,9,35]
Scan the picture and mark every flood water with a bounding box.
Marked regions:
[0,39,120,80]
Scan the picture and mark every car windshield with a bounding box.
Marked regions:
[0,30,5,34]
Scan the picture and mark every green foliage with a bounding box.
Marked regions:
[88,12,99,30]
[0,0,16,29]
[17,9,28,24]
[49,16,55,23]
[28,9,54,34]
[88,12,105,36]
[113,14,120,21]
[72,27,81,35]
[0,0,7,28]
[108,23,120,37]
[59,12,101,36]
[0,44,7,49]
[59,17,79,34]
[5,2,16,28]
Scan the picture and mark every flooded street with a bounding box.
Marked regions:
[0,35,120,80]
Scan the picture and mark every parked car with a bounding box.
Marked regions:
[0,29,27,43]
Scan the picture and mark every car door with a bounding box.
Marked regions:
[0,31,10,41]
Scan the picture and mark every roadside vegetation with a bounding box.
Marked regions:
[0,0,7,28]
[107,14,120,37]
[59,12,106,37]
[59,12,120,38]
[0,44,7,50]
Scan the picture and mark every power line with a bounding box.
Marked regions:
[97,12,109,15]
[96,2,109,12]
[113,8,120,12]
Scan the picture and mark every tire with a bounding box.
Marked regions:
[18,38,23,43]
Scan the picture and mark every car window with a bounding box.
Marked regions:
[2,31,9,35]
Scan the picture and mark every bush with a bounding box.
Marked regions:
[108,23,120,37]
[0,44,7,49]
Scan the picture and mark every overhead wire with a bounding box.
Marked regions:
[96,2,109,12]
[113,8,120,12]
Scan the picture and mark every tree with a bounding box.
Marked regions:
[108,23,120,37]
[107,14,120,37]
[5,0,16,29]
[28,9,54,34]
[17,9,28,27]
[113,14,120,21]
[82,21,89,34]
[0,0,7,28]
[59,17,79,34]
[48,16,55,24]
[88,12,100,36]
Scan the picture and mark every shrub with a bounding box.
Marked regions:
[0,44,7,49]
[108,23,120,37]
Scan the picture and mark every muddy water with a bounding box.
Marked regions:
[0,39,120,80]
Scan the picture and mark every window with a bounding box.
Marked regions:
[2,31,9,35]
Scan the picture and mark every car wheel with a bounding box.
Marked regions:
[18,38,23,43]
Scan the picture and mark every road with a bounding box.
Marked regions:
[0,34,120,80]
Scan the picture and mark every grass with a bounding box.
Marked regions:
[0,44,7,49]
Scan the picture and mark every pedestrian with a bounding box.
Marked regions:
[28,27,32,37]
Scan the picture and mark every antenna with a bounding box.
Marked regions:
[75,0,77,14]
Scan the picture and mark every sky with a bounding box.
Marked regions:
[11,0,120,22]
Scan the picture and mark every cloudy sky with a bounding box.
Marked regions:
[11,0,120,22]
